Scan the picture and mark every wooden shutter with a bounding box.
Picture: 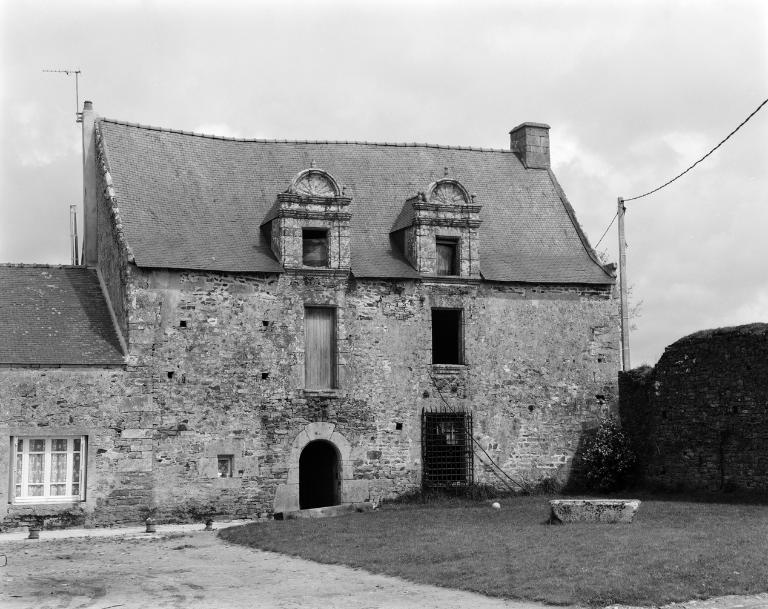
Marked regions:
[305,307,336,389]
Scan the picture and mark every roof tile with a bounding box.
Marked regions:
[98,120,612,284]
[0,266,124,366]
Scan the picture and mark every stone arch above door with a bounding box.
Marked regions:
[287,422,352,484]
[273,422,365,514]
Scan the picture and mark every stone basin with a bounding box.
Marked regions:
[277,502,374,520]
[549,499,641,524]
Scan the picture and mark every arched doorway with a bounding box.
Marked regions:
[299,440,340,509]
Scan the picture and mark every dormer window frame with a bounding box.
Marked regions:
[435,236,460,276]
[302,227,330,268]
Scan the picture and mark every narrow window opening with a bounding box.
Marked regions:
[303,229,329,267]
[436,237,458,276]
[179,320,187,328]
[217,455,234,478]
[261,372,269,380]
[432,308,463,364]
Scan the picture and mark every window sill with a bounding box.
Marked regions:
[431,364,467,375]
[12,498,84,506]
[302,388,343,398]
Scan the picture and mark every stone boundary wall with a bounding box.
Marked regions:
[620,323,768,493]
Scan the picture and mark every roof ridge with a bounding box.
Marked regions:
[98,118,512,153]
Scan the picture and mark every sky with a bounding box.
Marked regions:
[1,0,766,367]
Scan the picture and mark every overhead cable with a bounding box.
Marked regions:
[624,97,768,202]
[594,212,618,249]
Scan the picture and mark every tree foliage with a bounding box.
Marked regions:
[581,419,636,491]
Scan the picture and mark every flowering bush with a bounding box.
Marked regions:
[580,420,636,491]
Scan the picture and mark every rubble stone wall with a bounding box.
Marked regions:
[620,324,768,493]
[1,267,619,528]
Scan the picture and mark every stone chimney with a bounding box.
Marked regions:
[81,101,98,266]
[509,122,550,169]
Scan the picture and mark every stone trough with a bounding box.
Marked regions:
[549,499,640,524]
[276,502,374,520]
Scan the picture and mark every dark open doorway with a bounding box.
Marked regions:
[299,440,341,509]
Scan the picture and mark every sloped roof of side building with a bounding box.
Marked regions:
[0,266,124,366]
[97,119,613,284]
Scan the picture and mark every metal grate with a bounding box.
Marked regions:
[421,409,473,488]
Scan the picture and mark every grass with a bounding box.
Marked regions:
[218,495,768,607]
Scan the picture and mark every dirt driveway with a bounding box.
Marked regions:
[0,526,556,609]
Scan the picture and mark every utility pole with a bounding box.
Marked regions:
[617,197,630,371]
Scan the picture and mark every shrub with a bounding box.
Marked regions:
[580,420,636,491]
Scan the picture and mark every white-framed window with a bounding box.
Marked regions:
[12,437,86,503]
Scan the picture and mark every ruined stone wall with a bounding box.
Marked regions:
[620,324,768,493]
[1,270,618,528]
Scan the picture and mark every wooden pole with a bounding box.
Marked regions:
[618,197,630,371]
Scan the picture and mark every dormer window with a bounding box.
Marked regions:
[303,228,329,267]
[436,237,458,276]
[390,178,481,278]
[262,168,352,271]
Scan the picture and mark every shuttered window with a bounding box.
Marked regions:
[305,307,336,389]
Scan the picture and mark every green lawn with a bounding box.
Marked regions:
[218,495,768,607]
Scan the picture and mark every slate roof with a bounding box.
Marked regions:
[0,266,124,366]
[98,119,613,284]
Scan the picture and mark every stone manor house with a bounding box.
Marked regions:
[0,102,618,527]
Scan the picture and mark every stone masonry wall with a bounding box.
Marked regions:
[1,269,619,528]
[0,368,147,528]
[620,323,768,493]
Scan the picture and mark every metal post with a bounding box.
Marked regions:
[618,197,630,371]
[70,205,79,266]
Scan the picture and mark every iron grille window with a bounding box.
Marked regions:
[421,410,473,488]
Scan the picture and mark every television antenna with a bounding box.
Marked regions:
[42,68,83,122]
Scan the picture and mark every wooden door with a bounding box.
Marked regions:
[305,307,336,389]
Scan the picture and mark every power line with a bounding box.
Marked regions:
[624,97,768,202]
[594,212,618,249]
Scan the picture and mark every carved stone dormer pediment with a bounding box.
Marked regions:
[264,169,352,271]
[391,179,481,278]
